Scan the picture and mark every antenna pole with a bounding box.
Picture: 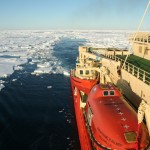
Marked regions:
[122,0,150,69]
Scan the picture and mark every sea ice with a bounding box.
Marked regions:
[14,65,23,71]
[47,86,52,89]
[12,79,17,82]
[0,80,5,84]
[0,84,5,91]
[63,71,70,76]
[0,30,131,78]
[37,62,50,68]
[33,68,51,74]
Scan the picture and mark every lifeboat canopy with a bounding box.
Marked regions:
[85,84,149,149]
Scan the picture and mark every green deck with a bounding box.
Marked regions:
[117,55,150,73]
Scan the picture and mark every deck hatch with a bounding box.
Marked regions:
[124,132,136,143]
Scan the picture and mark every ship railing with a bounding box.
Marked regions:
[82,50,150,85]
[104,54,150,85]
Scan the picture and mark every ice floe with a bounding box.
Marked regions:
[0,30,132,78]
[14,65,23,71]
[63,71,70,76]
[0,80,5,84]
[0,84,5,91]
[47,86,52,89]
[12,79,17,82]
[37,62,50,68]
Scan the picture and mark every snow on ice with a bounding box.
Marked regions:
[0,30,131,78]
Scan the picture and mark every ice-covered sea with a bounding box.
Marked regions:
[0,30,131,150]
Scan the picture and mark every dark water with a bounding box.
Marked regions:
[0,38,85,150]
[0,55,20,58]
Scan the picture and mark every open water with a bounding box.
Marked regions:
[0,38,85,150]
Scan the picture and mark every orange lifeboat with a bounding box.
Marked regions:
[70,69,149,150]
[84,84,149,150]
[70,44,150,149]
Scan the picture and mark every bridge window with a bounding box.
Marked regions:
[141,38,143,42]
[85,70,89,75]
[103,90,115,96]
[110,90,115,96]
[144,39,147,42]
[103,91,109,96]
[80,70,83,75]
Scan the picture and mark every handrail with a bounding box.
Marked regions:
[104,54,150,85]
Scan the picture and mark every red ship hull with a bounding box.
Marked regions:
[70,75,98,150]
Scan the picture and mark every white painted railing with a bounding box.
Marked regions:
[104,54,150,85]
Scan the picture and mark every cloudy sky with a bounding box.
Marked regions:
[0,0,150,30]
